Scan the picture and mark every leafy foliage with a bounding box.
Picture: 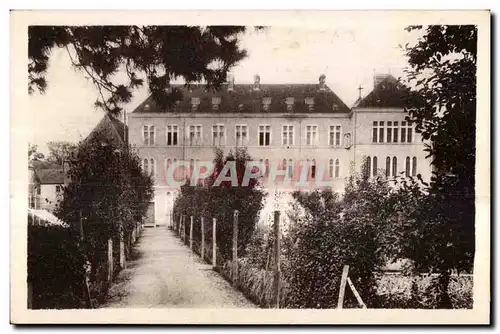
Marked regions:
[46,141,78,165]
[54,131,153,300]
[28,143,45,161]
[173,147,266,262]
[28,26,261,115]
[28,222,87,309]
[282,162,391,308]
[402,25,477,307]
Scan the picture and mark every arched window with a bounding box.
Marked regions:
[335,159,340,178]
[265,159,270,177]
[405,156,411,177]
[150,158,155,177]
[365,156,371,177]
[311,159,316,179]
[328,159,334,179]
[412,157,417,176]
[288,159,293,178]
[143,158,149,174]
[392,157,398,177]
[386,157,391,177]
[372,156,378,177]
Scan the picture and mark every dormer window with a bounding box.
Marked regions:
[191,97,200,111]
[332,103,339,111]
[238,104,244,111]
[262,97,271,111]
[305,97,314,111]
[212,97,221,110]
[286,97,295,111]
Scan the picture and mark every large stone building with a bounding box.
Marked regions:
[128,73,431,227]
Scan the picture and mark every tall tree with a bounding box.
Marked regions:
[28,26,260,115]
[28,143,45,161]
[46,141,78,165]
[403,25,477,307]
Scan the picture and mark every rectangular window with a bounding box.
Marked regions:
[285,97,294,111]
[262,97,271,111]
[212,124,225,146]
[372,121,378,143]
[305,97,314,111]
[329,125,342,146]
[305,125,318,146]
[401,122,407,143]
[235,125,248,146]
[406,121,413,143]
[378,121,385,143]
[143,125,155,145]
[55,185,61,193]
[387,121,393,143]
[258,125,271,146]
[287,159,293,178]
[191,97,200,111]
[282,125,294,146]
[189,125,202,146]
[166,125,179,146]
[393,121,399,143]
[212,97,221,110]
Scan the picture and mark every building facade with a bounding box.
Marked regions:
[128,74,432,227]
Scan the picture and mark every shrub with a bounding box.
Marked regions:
[173,147,266,263]
[282,163,393,308]
[28,222,87,309]
[55,132,153,303]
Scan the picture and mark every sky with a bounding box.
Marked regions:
[28,25,421,155]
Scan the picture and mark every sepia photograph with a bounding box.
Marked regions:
[10,9,490,324]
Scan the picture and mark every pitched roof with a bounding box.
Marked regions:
[36,168,65,184]
[31,160,61,170]
[84,114,128,147]
[131,83,350,114]
[356,74,411,108]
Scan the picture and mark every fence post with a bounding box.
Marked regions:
[201,217,205,260]
[107,238,113,281]
[337,265,350,309]
[273,210,281,309]
[120,238,126,269]
[181,215,184,240]
[232,210,239,286]
[212,218,217,269]
[190,216,194,250]
[178,215,181,236]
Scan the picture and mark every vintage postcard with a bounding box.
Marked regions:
[10,10,490,324]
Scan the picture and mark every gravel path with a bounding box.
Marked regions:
[101,227,256,308]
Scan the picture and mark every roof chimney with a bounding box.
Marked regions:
[253,74,260,91]
[227,74,235,91]
[319,74,326,90]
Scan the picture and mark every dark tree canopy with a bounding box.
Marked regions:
[28,26,259,115]
[403,25,476,276]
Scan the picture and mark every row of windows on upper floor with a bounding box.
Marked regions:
[142,124,345,147]
[365,156,419,178]
[183,96,337,112]
[372,121,414,143]
[141,158,342,180]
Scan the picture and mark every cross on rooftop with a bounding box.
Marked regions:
[357,85,364,99]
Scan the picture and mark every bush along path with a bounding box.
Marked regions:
[101,227,256,308]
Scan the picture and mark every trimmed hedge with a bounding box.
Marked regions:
[27,222,87,309]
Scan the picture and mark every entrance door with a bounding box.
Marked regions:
[144,202,155,227]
